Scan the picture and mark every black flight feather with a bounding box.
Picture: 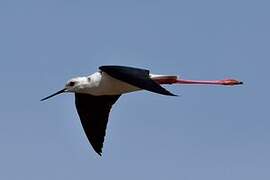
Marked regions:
[99,65,176,96]
[75,93,121,156]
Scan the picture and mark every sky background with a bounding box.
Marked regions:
[0,0,269,179]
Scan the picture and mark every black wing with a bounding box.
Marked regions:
[99,65,176,96]
[75,93,121,156]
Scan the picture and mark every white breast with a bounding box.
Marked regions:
[84,72,141,96]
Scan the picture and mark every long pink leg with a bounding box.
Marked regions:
[155,77,243,86]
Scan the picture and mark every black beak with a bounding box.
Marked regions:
[40,88,66,101]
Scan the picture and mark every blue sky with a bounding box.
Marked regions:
[0,0,269,179]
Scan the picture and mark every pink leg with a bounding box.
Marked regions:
[155,77,243,86]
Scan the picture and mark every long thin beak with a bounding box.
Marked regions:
[40,88,66,101]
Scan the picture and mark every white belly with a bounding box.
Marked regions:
[84,72,141,96]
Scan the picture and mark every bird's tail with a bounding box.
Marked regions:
[150,74,179,84]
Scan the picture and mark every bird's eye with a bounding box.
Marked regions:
[68,81,75,86]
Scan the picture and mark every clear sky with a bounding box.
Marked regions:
[0,0,269,179]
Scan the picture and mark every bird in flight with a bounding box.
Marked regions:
[41,65,243,155]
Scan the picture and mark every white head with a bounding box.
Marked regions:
[41,76,91,101]
[64,77,91,92]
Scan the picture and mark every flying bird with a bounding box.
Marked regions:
[41,65,243,155]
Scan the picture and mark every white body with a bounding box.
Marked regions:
[83,72,140,95]
[69,72,177,96]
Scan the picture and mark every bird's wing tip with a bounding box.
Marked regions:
[166,92,178,97]
[96,151,102,156]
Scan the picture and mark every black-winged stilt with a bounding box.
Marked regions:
[41,65,242,155]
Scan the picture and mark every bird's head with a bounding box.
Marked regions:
[41,76,90,101]
[64,77,90,92]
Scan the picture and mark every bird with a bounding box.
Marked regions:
[41,65,243,155]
